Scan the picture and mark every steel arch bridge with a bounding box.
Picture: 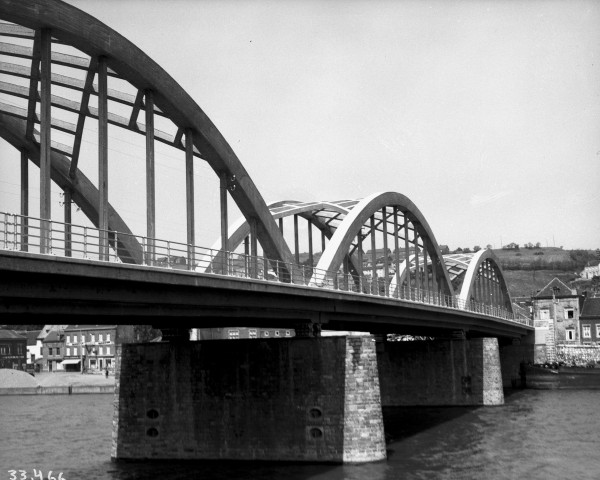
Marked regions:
[0,0,525,330]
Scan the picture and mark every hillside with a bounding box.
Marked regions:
[491,247,596,298]
[491,247,594,271]
[501,270,580,299]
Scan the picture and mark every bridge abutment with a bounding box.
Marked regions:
[111,335,386,463]
[377,338,504,406]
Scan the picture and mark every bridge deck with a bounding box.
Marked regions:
[0,249,532,339]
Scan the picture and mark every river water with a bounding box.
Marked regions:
[1,389,599,480]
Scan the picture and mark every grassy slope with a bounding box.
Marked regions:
[501,269,579,299]
[491,247,589,298]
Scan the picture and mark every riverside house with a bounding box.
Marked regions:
[42,329,65,372]
[63,325,117,373]
[579,296,600,345]
[0,329,27,369]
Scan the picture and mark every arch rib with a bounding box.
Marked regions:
[457,249,513,312]
[204,200,361,279]
[310,192,453,297]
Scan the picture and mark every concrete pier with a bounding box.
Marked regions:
[111,336,386,463]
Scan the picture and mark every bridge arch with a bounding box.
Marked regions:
[0,0,293,267]
[205,200,364,279]
[444,249,513,312]
[310,192,454,298]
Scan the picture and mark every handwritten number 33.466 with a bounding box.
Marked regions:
[7,470,65,480]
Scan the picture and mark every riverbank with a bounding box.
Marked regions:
[0,369,115,395]
[525,365,600,389]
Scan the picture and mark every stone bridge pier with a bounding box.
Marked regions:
[376,337,505,407]
[111,336,387,463]
[110,331,525,463]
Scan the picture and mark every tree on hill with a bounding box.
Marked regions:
[570,249,597,269]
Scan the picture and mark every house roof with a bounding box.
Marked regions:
[26,330,41,346]
[581,297,600,318]
[37,325,68,340]
[64,325,117,332]
[43,330,63,343]
[534,278,575,298]
[0,329,27,340]
[365,248,391,257]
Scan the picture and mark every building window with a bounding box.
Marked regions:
[99,346,103,355]
[106,346,110,355]
[565,308,574,319]
[67,347,71,356]
[73,334,77,343]
[49,347,53,356]
[0,345,7,355]
[91,334,95,343]
[263,331,270,337]
[275,331,280,337]
[248,329,257,339]
[583,325,591,338]
[228,330,239,339]
[56,348,60,356]
[596,324,600,338]
[99,334,103,342]
[106,334,111,343]
[565,329,575,341]
[285,330,291,337]
[67,335,71,344]
[539,309,550,320]
[17,344,23,354]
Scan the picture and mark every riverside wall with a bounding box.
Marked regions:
[556,345,600,365]
[0,385,114,395]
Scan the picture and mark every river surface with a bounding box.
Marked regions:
[1,389,600,479]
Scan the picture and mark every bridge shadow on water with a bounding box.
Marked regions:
[382,388,523,462]
[382,404,479,453]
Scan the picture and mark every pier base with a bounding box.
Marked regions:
[111,336,386,463]
[377,338,504,406]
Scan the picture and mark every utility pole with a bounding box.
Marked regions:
[80,327,83,374]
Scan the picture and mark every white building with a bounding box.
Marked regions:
[581,262,600,280]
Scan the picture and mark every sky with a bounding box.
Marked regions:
[1,0,599,251]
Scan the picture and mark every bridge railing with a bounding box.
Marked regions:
[0,212,531,326]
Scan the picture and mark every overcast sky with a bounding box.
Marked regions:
[1,0,599,250]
